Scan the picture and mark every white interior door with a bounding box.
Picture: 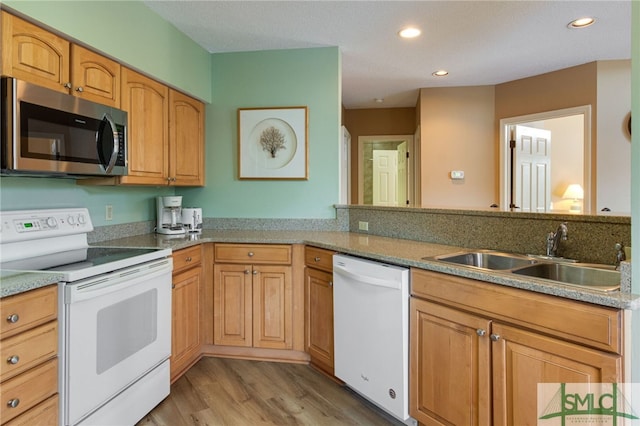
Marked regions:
[397,142,407,206]
[513,125,551,212]
[373,150,398,206]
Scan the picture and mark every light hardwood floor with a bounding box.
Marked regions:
[137,357,404,426]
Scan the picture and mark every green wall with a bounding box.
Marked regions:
[179,48,342,219]
[0,2,342,224]
[630,0,640,383]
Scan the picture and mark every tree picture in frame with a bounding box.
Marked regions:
[238,106,308,179]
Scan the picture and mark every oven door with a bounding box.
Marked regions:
[62,258,172,425]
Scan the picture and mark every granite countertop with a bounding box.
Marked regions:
[93,230,640,310]
[2,230,638,309]
[1,270,63,298]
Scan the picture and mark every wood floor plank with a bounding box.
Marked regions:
[137,357,403,426]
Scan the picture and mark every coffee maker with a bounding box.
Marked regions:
[156,196,186,235]
[181,207,203,233]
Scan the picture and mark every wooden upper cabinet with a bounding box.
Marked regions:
[169,90,205,186]
[119,67,169,185]
[1,12,70,93]
[70,45,120,107]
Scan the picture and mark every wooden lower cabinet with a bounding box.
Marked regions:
[411,298,491,426]
[213,263,292,349]
[410,268,622,426]
[170,246,203,382]
[304,246,336,376]
[0,285,58,425]
[491,323,621,425]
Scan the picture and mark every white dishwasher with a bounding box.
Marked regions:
[333,254,416,426]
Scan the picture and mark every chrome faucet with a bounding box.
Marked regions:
[546,222,568,257]
[614,242,626,270]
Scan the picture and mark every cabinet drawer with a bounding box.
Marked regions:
[4,394,58,426]
[215,244,292,265]
[1,322,57,382]
[304,246,336,272]
[173,246,202,273]
[0,286,57,340]
[411,269,622,353]
[0,358,57,424]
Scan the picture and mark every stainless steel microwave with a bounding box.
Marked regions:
[1,77,128,177]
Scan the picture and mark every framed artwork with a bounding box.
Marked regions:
[238,106,308,179]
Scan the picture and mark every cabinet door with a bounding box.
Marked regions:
[1,12,70,92]
[119,68,169,185]
[304,267,334,375]
[410,298,492,426]
[170,265,202,382]
[169,90,204,186]
[492,322,621,426]
[71,45,120,107]
[253,265,292,350]
[213,264,252,347]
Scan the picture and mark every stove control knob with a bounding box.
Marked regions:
[46,217,57,228]
[77,214,87,225]
[67,215,76,225]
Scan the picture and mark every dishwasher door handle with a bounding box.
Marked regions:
[333,264,401,289]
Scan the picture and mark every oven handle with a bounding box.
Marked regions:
[65,259,172,303]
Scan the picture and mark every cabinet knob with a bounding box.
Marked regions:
[6,314,19,324]
[248,252,254,257]
[7,355,19,365]
[314,257,321,262]
[63,82,72,89]
[490,334,501,342]
[476,329,486,337]
[185,257,192,262]
[329,281,333,287]
[171,284,176,289]
[7,399,20,408]
[75,86,84,93]
[244,270,251,275]
[252,270,258,275]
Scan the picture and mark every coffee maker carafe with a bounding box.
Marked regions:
[156,196,186,235]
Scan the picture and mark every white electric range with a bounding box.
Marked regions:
[0,208,173,426]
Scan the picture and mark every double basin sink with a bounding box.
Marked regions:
[427,250,620,292]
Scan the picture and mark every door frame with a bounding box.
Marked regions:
[499,105,592,213]
[358,135,414,205]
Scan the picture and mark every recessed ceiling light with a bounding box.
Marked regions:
[432,70,449,77]
[374,98,384,103]
[398,27,421,39]
[568,17,595,29]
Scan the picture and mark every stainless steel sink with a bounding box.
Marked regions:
[511,262,620,292]
[429,251,537,270]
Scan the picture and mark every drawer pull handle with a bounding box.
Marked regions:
[314,257,321,262]
[6,314,19,324]
[7,355,19,365]
[7,399,20,408]
[248,252,254,257]
[185,257,192,262]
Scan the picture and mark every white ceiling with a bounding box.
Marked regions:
[143,0,631,109]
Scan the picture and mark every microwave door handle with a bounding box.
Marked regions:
[99,113,119,173]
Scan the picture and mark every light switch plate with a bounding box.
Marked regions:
[450,170,465,180]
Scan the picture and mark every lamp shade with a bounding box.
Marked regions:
[563,184,584,200]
